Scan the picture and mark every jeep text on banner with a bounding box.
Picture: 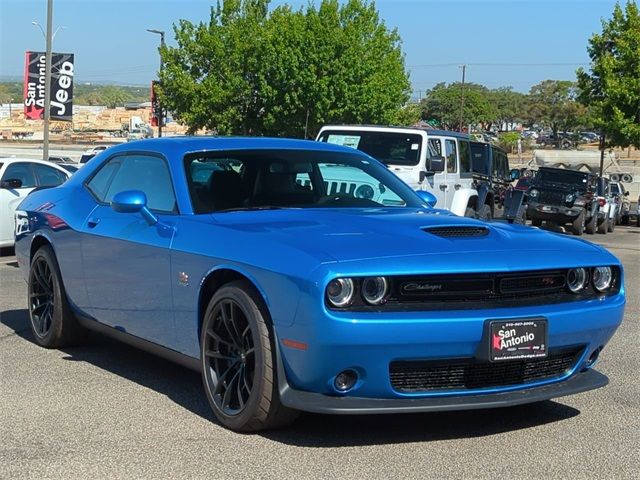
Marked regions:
[23,51,74,122]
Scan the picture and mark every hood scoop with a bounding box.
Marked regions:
[423,226,489,238]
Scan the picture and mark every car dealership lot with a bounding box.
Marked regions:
[1,227,638,479]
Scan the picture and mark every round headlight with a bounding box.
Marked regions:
[355,184,375,199]
[592,267,613,292]
[567,267,588,293]
[529,188,539,199]
[565,193,575,202]
[361,277,389,305]
[327,278,355,307]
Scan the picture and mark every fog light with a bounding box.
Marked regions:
[334,370,358,392]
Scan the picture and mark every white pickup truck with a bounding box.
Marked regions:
[316,125,484,217]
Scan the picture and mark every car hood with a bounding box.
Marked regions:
[207,208,612,271]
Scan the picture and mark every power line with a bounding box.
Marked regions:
[408,62,589,68]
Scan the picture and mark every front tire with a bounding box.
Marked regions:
[571,210,585,235]
[477,204,492,221]
[585,211,597,234]
[28,245,86,348]
[201,281,298,432]
[598,216,608,234]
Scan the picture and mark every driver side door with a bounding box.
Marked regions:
[80,153,178,347]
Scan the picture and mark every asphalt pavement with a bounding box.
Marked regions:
[1,226,638,479]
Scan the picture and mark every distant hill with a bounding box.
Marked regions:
[0,81,150,106]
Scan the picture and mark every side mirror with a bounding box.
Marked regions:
[419,170,435,183]
[415,190,437,208]
[110,190,157,225]
[510,169,521,180]
[427,155,445,173]
[0,178,23,189]
[624,191,629,196]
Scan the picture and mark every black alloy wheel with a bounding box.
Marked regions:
[28,245,86,348]
[29,255,55,338]
[201,281,298,432]
[204,298,255,416]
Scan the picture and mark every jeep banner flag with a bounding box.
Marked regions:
[23,51,74,122]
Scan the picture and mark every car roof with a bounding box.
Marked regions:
[0,157,71,174]
[96,136,369,161]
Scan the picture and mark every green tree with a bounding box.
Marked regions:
[158,0,411,136]
[489,87,527,130]
[419,82,496,130]
[525,80,586,135]
[577,1,640,148]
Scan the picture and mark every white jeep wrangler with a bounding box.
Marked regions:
[316,125,483,217]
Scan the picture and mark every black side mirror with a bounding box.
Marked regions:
[0,178,23,189]
[427,155,445,173]
[624,191,629,196]
[509,169,521,180]
[419,170,435,183]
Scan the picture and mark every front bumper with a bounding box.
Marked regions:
[527,202,583,223]
[275,292,624,410]
[280,368,608,414]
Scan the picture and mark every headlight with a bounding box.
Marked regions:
[326,278,355,307]
[565,193,575,202]
[361,277,389,305]
[592,267,613,292]
[355,184,375,199]
[567,267,588,293]
[529,188,539,199]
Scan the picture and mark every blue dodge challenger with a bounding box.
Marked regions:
[14,137,625,431]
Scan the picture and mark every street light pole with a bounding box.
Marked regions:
[43,0,53,162]
[147,29,165,138]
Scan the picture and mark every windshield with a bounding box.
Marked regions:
[535,169,590,188]
[317,130,423,166]
[184,149,423,213]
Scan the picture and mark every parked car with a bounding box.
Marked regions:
[0,157,70,248]
[536,132,577,149]
[608,181,631,225]
[317,125,485,218]
[524,167,601,235]
[15,137,625,432]
[596,177,618,234]
[469,141,525,223]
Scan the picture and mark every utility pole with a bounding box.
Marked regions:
[599,132,606,177]
[458,64,466,133]
[43,0,53,162]
[147,29,165,137]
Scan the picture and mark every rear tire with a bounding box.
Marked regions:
[571,210,585,236]
[608,217,615,232]
[28,245,86,348]
[464,207,476,218]
[598,216,608,234]
[200,281,298,432]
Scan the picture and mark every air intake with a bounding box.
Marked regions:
[423,226,489,238]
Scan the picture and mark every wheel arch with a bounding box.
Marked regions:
[450,188,478,216]
[30,233,54,263]
[197,266,271,341]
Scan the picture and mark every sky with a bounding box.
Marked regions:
[0,0,626,98]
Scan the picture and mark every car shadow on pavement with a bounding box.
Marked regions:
[1,308,580,446]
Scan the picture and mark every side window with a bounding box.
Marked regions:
[87,155,176,213]
[33,164,67,187]
[86,159,123,201]
[458,140,471,174]
[444,139,457,173]
[1,163,36,188]
[104,155,176,212]
[428,139,442,158]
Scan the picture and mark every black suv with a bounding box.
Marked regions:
[470,142,525,223]
[525,167,600,235]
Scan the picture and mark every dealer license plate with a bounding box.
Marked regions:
[490,319,547,361]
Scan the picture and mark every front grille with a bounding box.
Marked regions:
[537,190,566,206]
[389,347,583,392]
[396,270,567,302]
[424,226,489,238]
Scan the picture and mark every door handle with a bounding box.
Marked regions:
[87,217,100,228]
[439,184,448,191]
[454,184,462,190]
